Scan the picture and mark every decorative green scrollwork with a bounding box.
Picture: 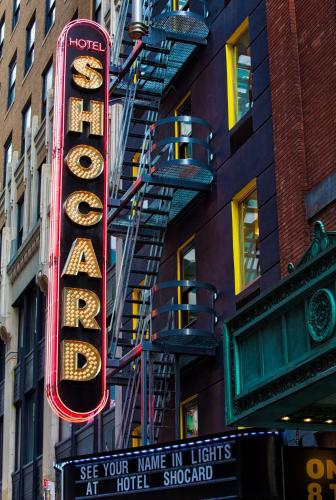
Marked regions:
[307,288,336,343]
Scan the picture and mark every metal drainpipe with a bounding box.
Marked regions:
[128,0,148,40]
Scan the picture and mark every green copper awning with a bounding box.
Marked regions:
[224,221,336,430]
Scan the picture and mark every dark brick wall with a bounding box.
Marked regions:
[156,0,278,437]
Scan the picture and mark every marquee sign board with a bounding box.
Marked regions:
[59,431,282,499]
[283,447,336,500]
[46,20,111,422]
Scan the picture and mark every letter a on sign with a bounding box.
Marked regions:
[46,20,111,423]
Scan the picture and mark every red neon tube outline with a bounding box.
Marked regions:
[46,19,111,423]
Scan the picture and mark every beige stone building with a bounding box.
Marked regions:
[0,1,117,498]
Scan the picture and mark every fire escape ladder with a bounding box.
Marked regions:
[108,32,173,359]
[152,351,175,443]
[110,0,131,68]
[108,0,214,448]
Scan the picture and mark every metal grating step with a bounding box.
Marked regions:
[133,255,161,261]
[131,118,153,125]
[130,269,158,276]
[128,284,152,290]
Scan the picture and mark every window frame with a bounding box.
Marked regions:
[3,135,13,189]
[174,91,192,160]
[17,196,24,250]
[0,16,5,58]
[177,234,196,328]
[45,0,56,35]
[226,18,252,130]
[172,0,190,11]
[12,0,20,30]
[42,59,53,119]
[93,0,102,23]
[180,394,198,439]
[25,14,36,73]
[21,99,32,155]
[132,424,141,448]
[231,178,260,295]
[7,53,17,108]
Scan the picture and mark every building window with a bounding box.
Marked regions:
[0,340,5,384]
[172,0,189,11]
[3,135,12,189]
[24,392,34,464]
[14,285,45,478]
[0,414,3,482]
[177,236,196,327]
[17,197,24,250]
[93,0,102,23]
[42,60,53,119]
[14,404,21,470]
[45,0,55,34]
[36,166,42,221]
[8,54,17,108]
[109,235,116,266]
[0,17,5,58]
[226,18,252,129]
[181,395,198,438]
[12,0,20,30]
[36,382,44,456]
[21,100,31,155]
[25,15,35,73]
[231,179,260,294]
[132,425,141,448]
[174,92,192,160]
[0,340,4,482]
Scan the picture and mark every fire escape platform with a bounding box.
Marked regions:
[224,221,336,431]
[108,115,213,228]
[111,1,209,96]
[151,9,209,41]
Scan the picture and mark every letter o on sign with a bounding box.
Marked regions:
[306,459,325,480]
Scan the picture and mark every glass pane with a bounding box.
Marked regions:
[239,189,260,288]
[177,0,189,11]
[45,65,53,94]
[183,399,198,438]
[0,21,4,43]
[0,341,5,382]
[14,405,21,469]
[23,105,31,134]
[181,246,196,326]
[5,142,12,165]
[24,394,34,463]
[10,62,16,86]
[235,30,252,122]
[182,247,196,281]
[176,96,192,159]
[28,21,35,48]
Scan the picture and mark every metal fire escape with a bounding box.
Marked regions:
[107,0,217,449]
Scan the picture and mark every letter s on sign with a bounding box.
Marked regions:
[72,55,103,90]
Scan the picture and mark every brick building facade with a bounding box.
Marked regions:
[267,0,336,275]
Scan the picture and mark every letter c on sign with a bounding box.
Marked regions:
[64,190,103,226]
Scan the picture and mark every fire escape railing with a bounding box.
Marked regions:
[108,0,214,448]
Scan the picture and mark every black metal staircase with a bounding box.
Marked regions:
[107,0,215,449]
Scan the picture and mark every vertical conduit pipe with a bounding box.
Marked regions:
[128,0,147,39]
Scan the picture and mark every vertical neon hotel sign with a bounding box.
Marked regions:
[46,20,111,422]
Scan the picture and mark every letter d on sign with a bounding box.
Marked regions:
[61,340,101,382]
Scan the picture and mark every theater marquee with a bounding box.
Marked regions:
[46,20,111,422]
[58,431,282,499]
